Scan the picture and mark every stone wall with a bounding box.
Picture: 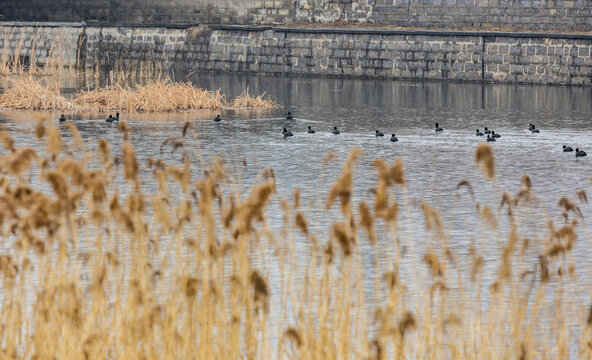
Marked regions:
[0,0,293,25]
[2,0,592,31]
[0,23,84,67]
[1,23,591,85]
[365,0,592,31]
[201,27,592,85]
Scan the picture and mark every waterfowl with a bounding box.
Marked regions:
[286,112,293,120]
[435,123,443,132]
[376,130,384,137]
[476,129,484,136]
[576,148,587,157]
[484,127,491,134]
[214,115,221,122]
[282,127,293,138]
[106,115,114,123]
[114,112,120,121]
[390,133,398,142]
[530,125,539,133]
[59,114,66,122]
[307,126,315,134]
[332,127,340,135]
[487,135,496,142]
[563,145,574,152]
[528,123,534,130]
[492,131,501,138]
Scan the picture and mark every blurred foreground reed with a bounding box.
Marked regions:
[0,118,590,359]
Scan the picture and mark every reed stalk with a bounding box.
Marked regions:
[0,122,588,359]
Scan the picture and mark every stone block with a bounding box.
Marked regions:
[510,45,521,55]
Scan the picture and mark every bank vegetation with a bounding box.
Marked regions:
[0,118,589,358]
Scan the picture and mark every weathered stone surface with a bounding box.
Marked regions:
[1,24,591,85]
[2,0,592,31]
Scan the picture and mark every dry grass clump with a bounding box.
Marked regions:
[228,87,277,109]
[73,80,228,112]
[0,75,76,110]
[0,123,589,359]
[0,75,278,112]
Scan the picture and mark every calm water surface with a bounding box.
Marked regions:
[1,73,591,350]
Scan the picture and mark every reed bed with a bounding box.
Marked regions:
[0,75,278,112]
[0,120,590,359]
[228,87,278,109]
[0,75,76,110]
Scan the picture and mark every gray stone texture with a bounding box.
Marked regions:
[1,24,591,85]
[2,0,592,31]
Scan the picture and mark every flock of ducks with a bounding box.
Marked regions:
[59,113,120,123]
[58,112,588,158]
[277,114,587,158]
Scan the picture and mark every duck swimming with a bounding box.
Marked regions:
[376,130,384,137]
[492,131,501,138]
[106,115,114,123]
[484,127,491,134]
[390,133,398,142]
[114,112,120,121]
[476,129,484,136]
[528,123,534,130]
[487,135,496,142]
[59,114,66,122]
[576,148,587,157]
[332,127,340,135]
[286,112,293,120]
[307,126,315,134]
[563,145,574,152]
[214,115,221,122]
[530,125,540,133]
[435,123,443,132]
[282,127,293,138]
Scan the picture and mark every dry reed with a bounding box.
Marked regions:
[0,122,588,360]
[0,76,278,112]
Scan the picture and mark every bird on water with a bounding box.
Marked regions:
[307,126,315,134]
[435,123,443,132]
[576,148,587,157]
[332,127,340,135]
[530,125,540,133]
[376,130,384,137]
[476,129,484,136]
[563,145,574,152]
[106,115,114,123]
[286,112,293,120]
[390,133,398,142]
[282,127,293,138]
[214,115,221,122]
[59,114,66,122]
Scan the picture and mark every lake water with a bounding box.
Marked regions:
[1,73,591,354]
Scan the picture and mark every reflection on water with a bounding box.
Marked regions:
[1,73,591,353]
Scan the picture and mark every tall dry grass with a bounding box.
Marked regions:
[0,75,75,110]
[0,75,278,112]
[0,120,590,359]
[0,25,74,77]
